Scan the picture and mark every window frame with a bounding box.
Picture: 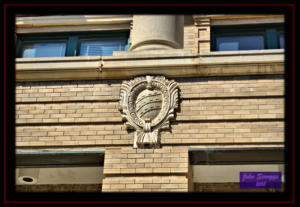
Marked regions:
[211,23,284,51]
[16,30,130,58]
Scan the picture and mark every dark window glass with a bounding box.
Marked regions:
[216,35,264,51]
[22,42,67,58]
[279,34,284,49]
[212,24,284,51]
[17,31,130,58]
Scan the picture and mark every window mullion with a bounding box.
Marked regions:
[266,29,278,49]
[16,39,23,58]
[66,36,78,56]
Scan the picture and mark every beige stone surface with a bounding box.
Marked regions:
[16,15,133,28]
[15,49,284,81]
[131,15,184,51]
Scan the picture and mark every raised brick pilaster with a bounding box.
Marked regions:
[102,146,190,192]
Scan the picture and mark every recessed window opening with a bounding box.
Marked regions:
[16,31,130,58]
[211,24,284,51]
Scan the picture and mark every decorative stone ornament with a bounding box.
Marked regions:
[119,76,179,148]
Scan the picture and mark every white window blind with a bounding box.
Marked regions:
[79,39,127,56]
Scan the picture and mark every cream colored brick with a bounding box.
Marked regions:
[169,176,188,183]
[110,163,127,169]
[170,168,188,173]
[135,177,153,184]
[121,148,137,154]
[104,159,121,164]
[103,168,120,174]
[127,163,144,168]
[121,159,135,164]
[154,157,171,163]
[135,168,153,173]
[144,184,161,189]
[110,184,126,189]
[153,168,170,173]
[120,169,135,174]
[144,163,162,168]
[128,154,144,159]
[136,158,153,163]
[171,157,187,163]
[119,177,135,184]
[125,184,143,189]
[161,184,181,189]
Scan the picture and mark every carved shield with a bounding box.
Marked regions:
[119,76,179,148]
[135,89,162,121]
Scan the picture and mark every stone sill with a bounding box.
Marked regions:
[201,49,284,56]
[15,50,284,82]
[199,49,284,64]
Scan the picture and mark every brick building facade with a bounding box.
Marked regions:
[15,14,284,192]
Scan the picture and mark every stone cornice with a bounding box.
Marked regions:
[16,15,133,34]
[15,50,284,82]
[193,14,284,20]
[16,15,133,27]
[193,15,284,26]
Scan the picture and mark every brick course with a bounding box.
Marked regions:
[16,97,284,124]
[15,121,284,147]
[16,77,284,103]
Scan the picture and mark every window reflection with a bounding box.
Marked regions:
[216,35,265,51]
[22,42,67,58]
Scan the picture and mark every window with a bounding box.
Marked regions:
[211,24,284,51]
[22,41,67,58]
[16,31,130,58]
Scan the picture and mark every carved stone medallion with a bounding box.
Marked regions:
[119,76,179,148]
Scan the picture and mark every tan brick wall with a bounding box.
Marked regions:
[184,15,197,52]
[15,75,284,148]
[102,146,189,192]
[103,146,188,175]
[16,77,284,103]
[16,98,283,124]
[16,121,283,147]
[103,176,188,192]
[161,121,284,144]
[15,75,284,192]
[16,102,121,124]
[16,124,131,146]
[16,80,121,103]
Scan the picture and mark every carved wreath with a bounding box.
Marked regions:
[118,76,179,148]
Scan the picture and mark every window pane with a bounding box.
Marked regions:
[279,34,284,49]
[22,42,66,58]
[216,35,264,51]
[79,39,127,56]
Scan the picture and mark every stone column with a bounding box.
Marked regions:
[130,15,184,51]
